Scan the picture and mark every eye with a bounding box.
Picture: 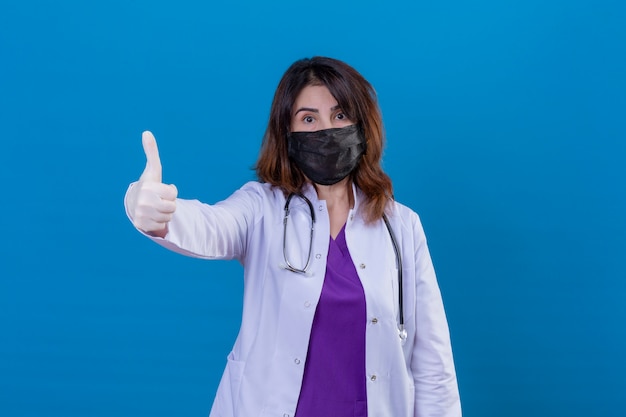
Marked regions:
[335,111,351,122]
[303,115,315,124]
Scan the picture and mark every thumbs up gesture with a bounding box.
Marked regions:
[126,131,178,237]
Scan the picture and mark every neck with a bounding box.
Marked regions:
[313,178,353,239]
[313,178,353,210]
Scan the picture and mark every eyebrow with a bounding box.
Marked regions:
[293,105,341,115]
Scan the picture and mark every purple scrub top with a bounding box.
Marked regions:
[295,225,368,417]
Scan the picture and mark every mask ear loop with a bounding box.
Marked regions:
[383,213,407,344]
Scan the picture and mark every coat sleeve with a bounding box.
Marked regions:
[124,181,265,261]
[409,212,462,417]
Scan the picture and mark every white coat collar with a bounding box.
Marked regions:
[300,181,365,215]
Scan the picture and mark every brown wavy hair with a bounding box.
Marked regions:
[255,56,393,223]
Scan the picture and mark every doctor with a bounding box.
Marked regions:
[125,56,461,417]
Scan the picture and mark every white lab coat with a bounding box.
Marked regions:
[127,181,461,417]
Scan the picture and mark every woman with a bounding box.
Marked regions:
[125,57,461,417]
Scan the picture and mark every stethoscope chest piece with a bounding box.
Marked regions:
[399,326,408,346]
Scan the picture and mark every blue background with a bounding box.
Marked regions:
[1,1,625,416]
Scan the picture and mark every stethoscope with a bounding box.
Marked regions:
[282,193,408,344]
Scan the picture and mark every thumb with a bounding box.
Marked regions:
[139,130,162,183]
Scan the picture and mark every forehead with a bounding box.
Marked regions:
[293,85,338,107]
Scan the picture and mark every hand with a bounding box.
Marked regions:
[126,131,178,237]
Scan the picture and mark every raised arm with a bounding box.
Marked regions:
[124,131,265,261]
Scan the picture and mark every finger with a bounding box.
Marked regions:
[140,130,163,183]
[155,199,177,215]
[158,184,178,201]
[155,211,175,223]
[133,201,175,225]
[143,210,175,224]
[134,218,168,233]
[142,182,177,201]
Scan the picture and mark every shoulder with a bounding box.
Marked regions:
[388,199,422,228]
[234,181,285,199]
[238,180,274,193]
[386,199,427,240]
[227,181,287,211]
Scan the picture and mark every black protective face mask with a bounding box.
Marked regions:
[287,124,367,186]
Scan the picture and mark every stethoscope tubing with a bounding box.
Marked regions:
[283,193,407,342]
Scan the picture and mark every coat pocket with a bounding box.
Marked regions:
[210,352,245,417]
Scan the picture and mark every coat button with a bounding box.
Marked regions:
[370,375,377,381]
[315,253,321,259]
[304,301,311,308]
[294,358,301,365]
[371,318,378,324]
[359,263,366,269]
[318,205,323,211]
